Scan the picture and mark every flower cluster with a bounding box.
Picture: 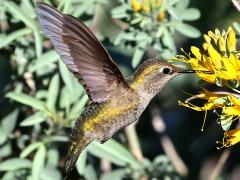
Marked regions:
[176,27,239,86]
[131,0,165,22]
[176,27,240,148]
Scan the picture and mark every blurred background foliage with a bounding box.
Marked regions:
[0,0,240,180]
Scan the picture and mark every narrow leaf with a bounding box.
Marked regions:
[88,140,140,168]
[6,92,45,111]
[47,74,60,111]
[20,112,45,127]
[180,8,200,21]
[0,28,32,49]
[20,142,43,158]
[34,31,42,58]
[76,150,87,175]
[4,1,38,30]
[59,60,75,93]
[29,50,59,72]
[175,23,201,38]
[0,158,32,171]
[1,109,19,135]
[32,145,46,180]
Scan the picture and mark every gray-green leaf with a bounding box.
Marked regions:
[0,158,32,171]
[6,92,45,111]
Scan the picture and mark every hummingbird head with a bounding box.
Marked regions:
[128,58,193,97]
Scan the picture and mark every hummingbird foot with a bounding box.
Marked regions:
[99,138,108,144]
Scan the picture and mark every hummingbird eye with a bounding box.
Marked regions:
[160,67,173,75]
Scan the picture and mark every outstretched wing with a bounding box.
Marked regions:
[37,2,128,103]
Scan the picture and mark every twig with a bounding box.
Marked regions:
[125,123,144,162]
[151,105,188,176]
[209,150,230,180]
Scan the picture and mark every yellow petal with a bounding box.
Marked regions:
[221,57,237,79]
[131,0,141,12]
[215,28,221,36]
[204,34,211,44]
[223,106,240,117]
[228,95,240,106]
[229,54,240,74]
[191,46,202,60]
[208,31,218,44]
[218,36,226,52]
[227,27,236,52]
[203,43,208,51]
[196,72,216,84]
[207,44,222,69]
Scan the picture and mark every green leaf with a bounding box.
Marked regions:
[68,94,88,119]
[29,50,59,72]
[1,109,19,136]
[73,0,95,17]
[20,142,43,158]
[175,0,190,11]
[41,166,61,180]
[59,60,75,93]
[0,143,12,158]
[175,23,201,38]
[100,169,128,180]
[84,164,97,180]
[20,112,45,127]
[32,145,46,180]
[88,140,140,168]
[132,48,144,68]
[0,28,32,49]
[47,74,60,111]
[0,158,32,171]
[3,1,38,30]
[0,110,18,145]
[34,31,42,58]
[76,149,87,175]
[6,92,45,111]
[46,149,59,167]
[162,29,175,50]
[180,8,200,21]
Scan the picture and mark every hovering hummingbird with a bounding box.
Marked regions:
[36,2,200,175]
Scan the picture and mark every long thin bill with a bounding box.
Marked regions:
[178,70,212,74]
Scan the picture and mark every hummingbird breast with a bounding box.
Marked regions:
[75,91,143,142]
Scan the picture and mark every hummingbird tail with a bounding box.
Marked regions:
[64,134,92,175]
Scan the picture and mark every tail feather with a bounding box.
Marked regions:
[64,135,92,176]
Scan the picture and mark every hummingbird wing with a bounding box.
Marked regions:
[37,2,128,103]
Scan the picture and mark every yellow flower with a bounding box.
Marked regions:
[131,0,141,12]
[219,129,240,147]
[176,27,240,85]
[178,89,226,131]
[156,11,165,22]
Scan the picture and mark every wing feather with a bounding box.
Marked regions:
[37,2,128,103]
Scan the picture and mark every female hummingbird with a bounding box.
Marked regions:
[37,2,197,175]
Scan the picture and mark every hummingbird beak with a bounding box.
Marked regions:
[177,69,212,74]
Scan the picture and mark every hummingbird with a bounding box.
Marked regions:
[36,2,199,175]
